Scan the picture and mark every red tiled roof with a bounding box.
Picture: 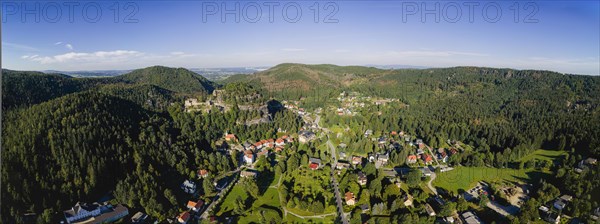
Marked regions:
[187,200,197,208]
[424,155,433,162]
[178,211,190,222]
[198,169,208,176]
[276,139,284,144]
[309,163,319,170]
[345,192,354,200]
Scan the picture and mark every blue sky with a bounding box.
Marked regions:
[2,1,599,75]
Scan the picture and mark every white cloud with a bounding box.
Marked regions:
[2,42,38,51]
[27,50,144,64]
[65,44,73,50]
[54,42,62,45]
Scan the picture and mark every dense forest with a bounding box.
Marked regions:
[2,64,599,223]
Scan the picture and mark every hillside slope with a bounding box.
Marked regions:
[118,66,216,93]
[1,69,118,109]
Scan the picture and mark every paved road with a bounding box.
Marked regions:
[327,138,349,224]
[426,171,438,195]
[424,144,440,195]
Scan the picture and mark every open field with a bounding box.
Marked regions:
[432,166,551,193]
[518,149,568,162]
[216,184,249,216]
[433,149,566,193]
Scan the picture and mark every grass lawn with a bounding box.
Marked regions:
[518,149,568,162]
[216,184,249,216]
[285,214,335,223]
[252,188,281,209]
[432,166,551,193]
[433,149,566,193]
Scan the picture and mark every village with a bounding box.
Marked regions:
[60,91,599,224]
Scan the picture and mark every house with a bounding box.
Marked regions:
[63,202,102,224]
[444,216,455,223]
[422,154,433,164]
[198,169,209,178]
[275,146,284,153]
[298,131,316,143]
[421,167,433,177]
[91,204,129,223]
[368,153,377,162]
[449,148,458,155]
[543,212,561,224]
[403,194,414,207]
[244,150,254,165]
[417,148,425,155]
[64,202,128,224]
[415,139,423,144]
[339,151,347,159]
[418,143,426,150]
[309,158,322,170]
[241,170,258,178]
[131,212,148,223]
[184,98,201,107]
[399,131,405,137]
[253,142,263,150]
[338,143,347,149]
[461,211,482,224]
[345,192,356,205]
[351,156,363,165]
[257,149,269,157]
[177,211,190,224]
[424,203,436,216]
[336,161,351,169]
[585,158,598,165]
[560,195,573,202]
[275,138,285,146]
[378,154,389,163]
[187,199,204,212]
[359,204,370,213]
[181,180,196,194]
[357,172,368,185]
[364,129,373,137]
[407,155,418,164]
[243,142,253,150]
[378,136,387,144]
[266,139,275,148]
[554,198,567,210]
[225,134,238,142]
[390,131,398,136]
[439,152,448,163]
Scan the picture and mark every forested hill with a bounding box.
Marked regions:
[222,63,387,92]
[117,66,217,93]
[1,65,301,222]
[2,66,218,109]
[1,69,118,109]
[225,64,600,155]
